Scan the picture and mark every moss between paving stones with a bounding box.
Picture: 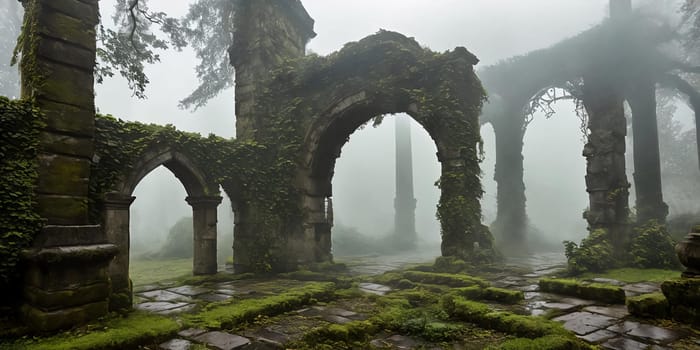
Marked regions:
[442,295,579,340]
[487,334,596,350]
[453,286,524,304]
[5,312,179,350]
[401,271,489,288]
[539,278,626,304]
[184,282,336,329]
[626,292,670,318]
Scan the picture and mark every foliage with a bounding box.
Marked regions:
[630,220,679,269]
[155,216,193,259]
[563,229,615,275]
[0,97,44,302]
[6,312,179,350]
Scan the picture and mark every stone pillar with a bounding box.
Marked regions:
[627,80,668,223]
[394,116,417,248]
[187,196,222,275]
[230,0,316,139]
[19,0,117,330]
[103,193,135,310]
[582,76,630,252]
[490,110,527,253]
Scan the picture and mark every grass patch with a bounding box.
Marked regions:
[6,312,178,350]
[488,334,595,350]
[129,258,192,287]
[581,268,680,283]
[184,282,336,329]
[539,278,626,304]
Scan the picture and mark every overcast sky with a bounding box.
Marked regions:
[88,0,693,252]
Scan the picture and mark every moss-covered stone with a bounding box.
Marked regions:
[661,278,700,324]
[539,278,626,304]
[402,271,488,288]
[626,292,669,318]
[489,335,596,350]
[433,256,469,273]
[453,286,523,304]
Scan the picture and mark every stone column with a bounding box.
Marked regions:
[103,193,135,310]
[230,0,316,139]
[490,110,528,253]
[627,80,668,223]
[582,76,630,252]
[19,0,117,331]
[187,196,222,275]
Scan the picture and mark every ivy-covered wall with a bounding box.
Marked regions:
[0,97,44,304]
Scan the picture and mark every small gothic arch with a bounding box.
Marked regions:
[102,145,222,310]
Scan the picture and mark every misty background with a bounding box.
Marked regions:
[1,0,697,259]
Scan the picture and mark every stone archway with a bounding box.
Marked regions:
[103,145,221,310]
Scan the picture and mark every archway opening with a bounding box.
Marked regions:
[323,113,442,270]
[129,166,193,287]
[522,88,588,252]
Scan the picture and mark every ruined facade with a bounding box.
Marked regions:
[480,1,700,253]
[3,0,494,330]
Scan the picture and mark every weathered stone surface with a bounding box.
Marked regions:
[168,285,211,297]
[40,132,94,158]
[676,231,700,277]
[542,302,576,311]
[134,301,189,313]
[193,331,251,350]
[156,303,197,315]
[36,194,88,224]
[623,282,659,295]
[603,337,653,350]
[554,311,617,335]
[24,282,109,310]
[39,100,95,136]
[32,225,104,247]
[42,0,99,26]
[370,335,419,349]
[583,305,629,319]
[138,290,193,302]
[250,328,288,345]
[37,61,94,108]
[37,10,96,52]
[178,328,208,338]
[21,300,107,332]
[37,154,90,196]
[626,323,682,344]
[37,37,95,71]
[579,329,617,344]
[159,339,193,350]
[196,293,232,303]
[322,314,352,324]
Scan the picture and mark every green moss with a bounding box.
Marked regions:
[630,220,679,269]
[453,286,523,304]
[442,295,570,339]
[8,312,178,350]
[539,278,626,304]
[489,335,595,350]
[661,278,700,324]
[563,229,616,275]
[402,271,488,288]
[626,292,669,318]
[580,268,680,283]
[433,256,469,273]
[184,282,336,329]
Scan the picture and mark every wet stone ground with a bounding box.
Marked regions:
[138,252,699,350]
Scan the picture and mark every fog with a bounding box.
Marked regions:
[3,0,696,256]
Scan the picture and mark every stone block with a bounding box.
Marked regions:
[37,61,94,108]
[42,0,99,25]
[21,300,108,331]
[193,331,251,350]
[40,132,93,158]
[37,10,96,51]
[32,225,105,248]
[24,281,110,311]
[40,100,95,136]
[24,253,110,291]
[36,194,88,224]
[37,36,94,71]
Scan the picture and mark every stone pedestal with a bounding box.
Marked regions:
[187,196,222,275]
[103,193,136,310]
[676,226,700,278]
[21,226,117,331]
